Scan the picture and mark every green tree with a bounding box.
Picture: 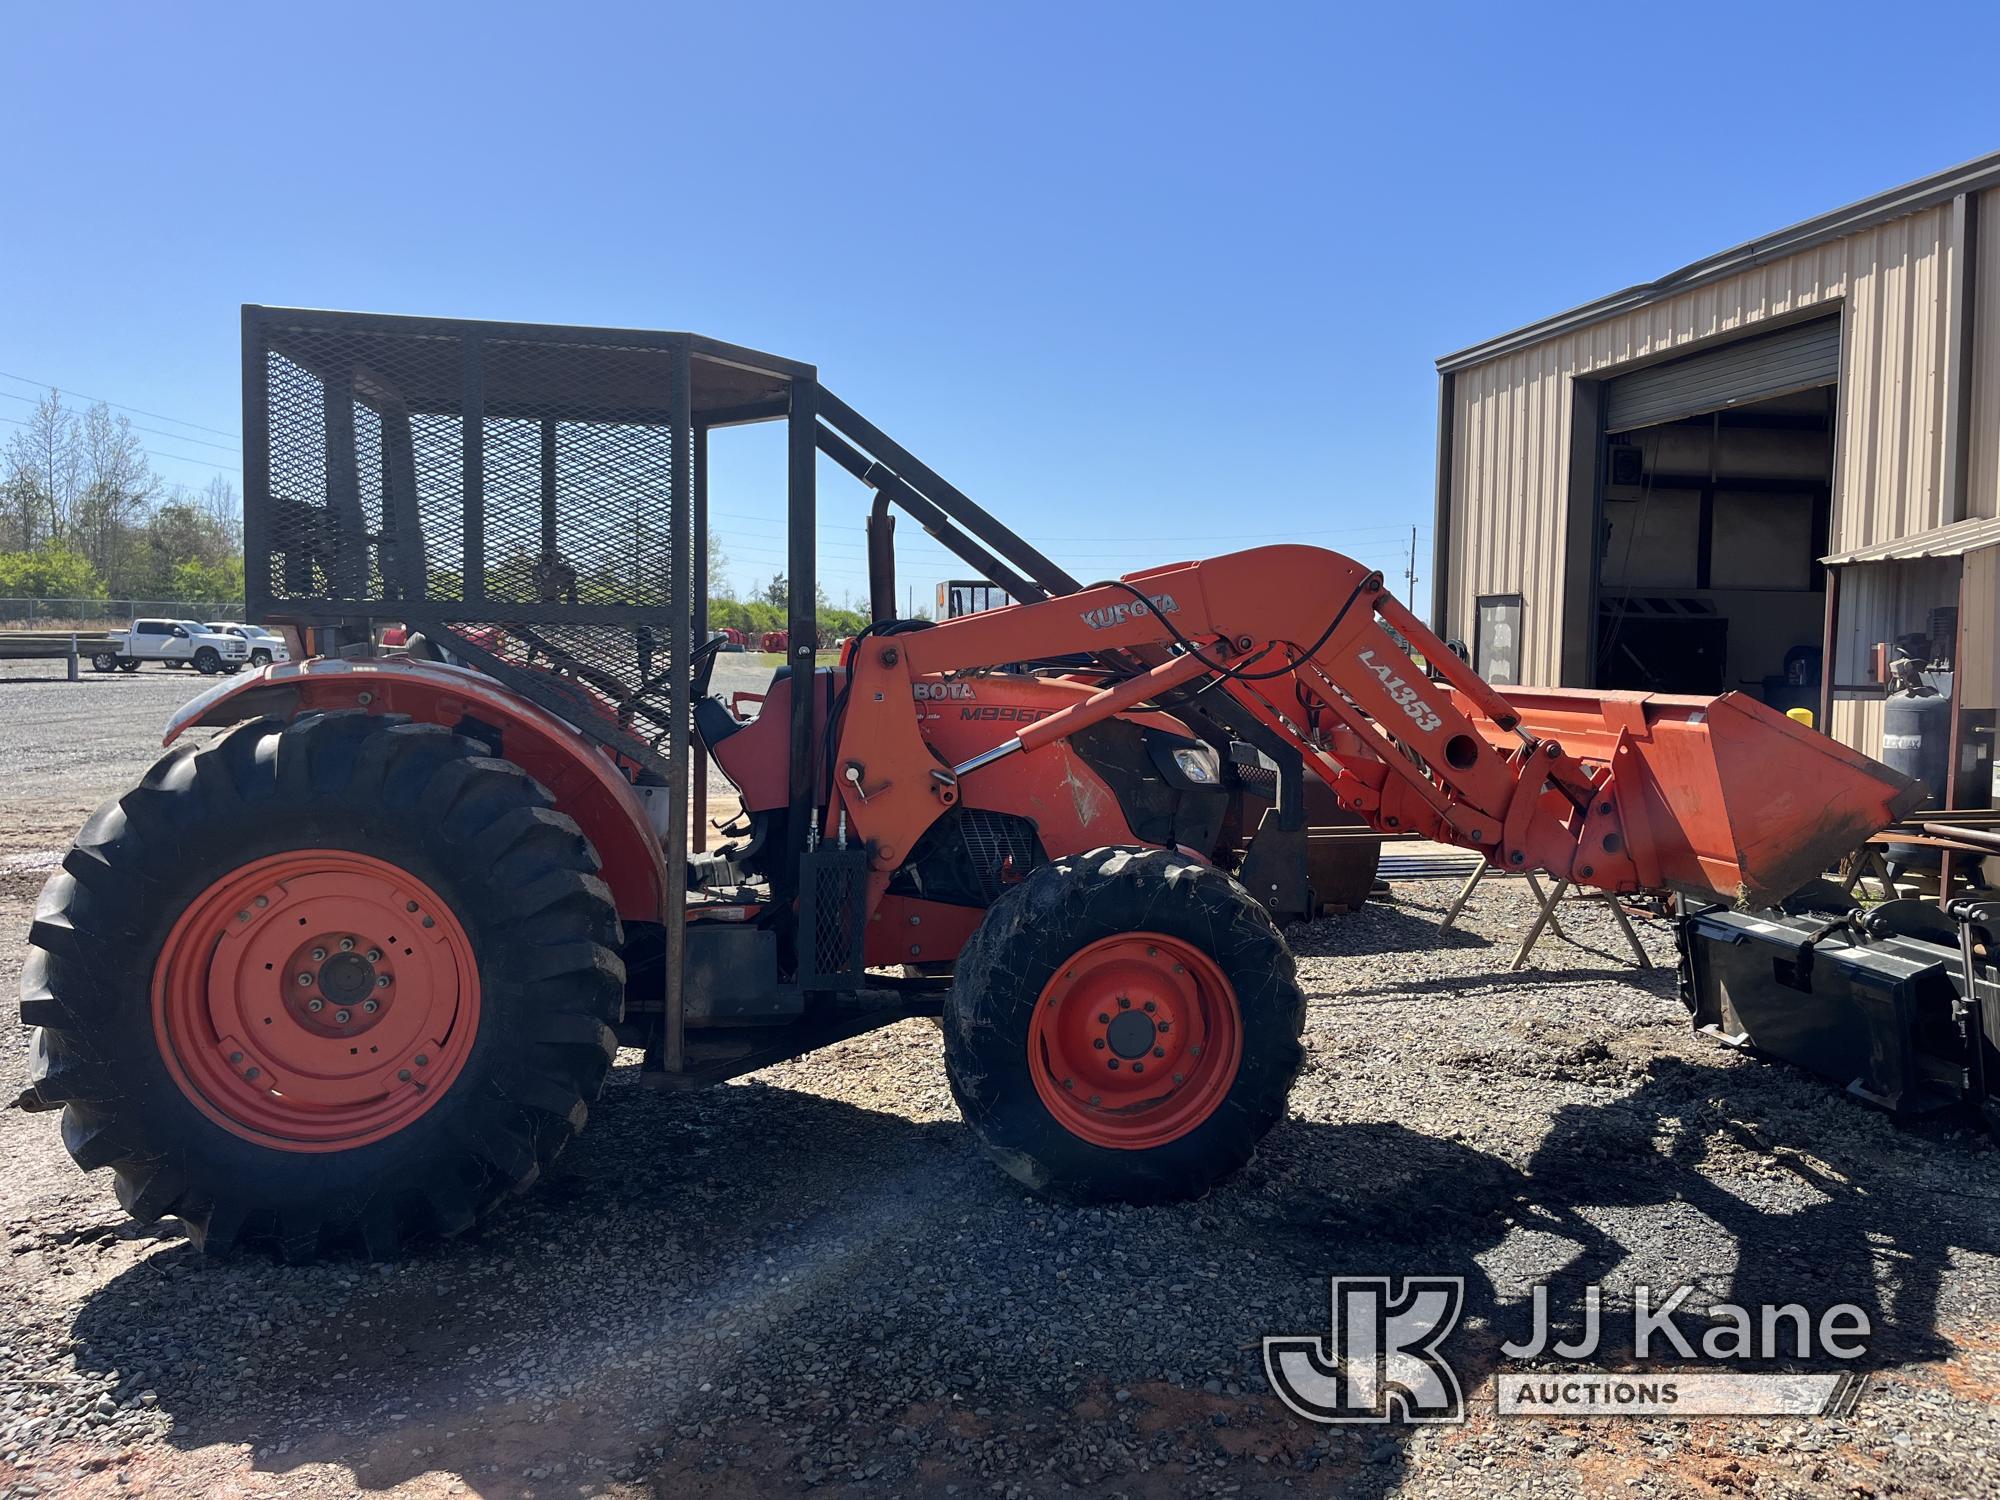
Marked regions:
[171,555,246,603]
[0,544,106,599]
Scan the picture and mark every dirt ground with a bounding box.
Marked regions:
[0,658,1997,1499]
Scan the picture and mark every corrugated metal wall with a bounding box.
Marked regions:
[1446,201,1971,691]
[1969,187,2000,525]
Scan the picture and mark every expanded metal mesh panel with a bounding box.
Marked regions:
[799,847,868,989]
[245,311,691,777]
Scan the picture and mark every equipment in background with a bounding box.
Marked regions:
[1684,888,1998,1135]
[1881,641,1954,874]
[1760,643,1823,718]
[938,580,1013,619]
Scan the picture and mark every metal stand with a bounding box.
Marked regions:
[1438,863,1651,971]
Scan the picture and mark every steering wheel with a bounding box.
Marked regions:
[691,631,729,696]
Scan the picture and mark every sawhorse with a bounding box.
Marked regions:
[1437,864,1652,971]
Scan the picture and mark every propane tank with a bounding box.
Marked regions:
[1880,652,1951,872]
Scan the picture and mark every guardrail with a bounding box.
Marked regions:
[0,630,118,680]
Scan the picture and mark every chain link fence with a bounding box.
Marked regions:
[0,596,248,627]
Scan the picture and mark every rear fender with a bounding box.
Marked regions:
[164,656,668,922]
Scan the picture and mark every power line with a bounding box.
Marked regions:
[0,412,241,476]
[0,390,243,456]
[0,369,242,441]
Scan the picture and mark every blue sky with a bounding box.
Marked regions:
[5,3,1998,617]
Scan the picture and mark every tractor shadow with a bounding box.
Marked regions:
[66,1053,2000,1497]
[1284,898,1496,957]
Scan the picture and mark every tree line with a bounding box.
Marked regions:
[0,389,244,603]
[705,562,877,643]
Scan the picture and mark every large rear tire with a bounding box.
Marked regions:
[21,710,625,1258]
[943,847,1303,1204]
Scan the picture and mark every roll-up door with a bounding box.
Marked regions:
[1604,317,1840,433]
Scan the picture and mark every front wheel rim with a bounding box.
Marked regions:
[1026,932,1242,1150]
[152,850,481,1152]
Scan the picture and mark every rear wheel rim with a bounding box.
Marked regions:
[152,850,481,1152]
[1026,932,1242,1150]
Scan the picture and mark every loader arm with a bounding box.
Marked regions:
[831,545,1921,908]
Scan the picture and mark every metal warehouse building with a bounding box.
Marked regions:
[1432,152,1999,812]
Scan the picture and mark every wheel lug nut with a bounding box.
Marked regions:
[1098,1013,1110,1024]
[1191,1045,1202,1057]
[338,937,355,952]
[1107,1059,1119,1070]
[1158,1022,1171,1034]
[414,1055,428,1067]
[296,972,313,987]
[1143,1000,1156,1013]
[1154,1046,1166,1058]
[310,948,327,962]
[1093,1038,1106,1050]
[245,1067,261,1081]
[1089,1095,1101,1106]
[363,999,379,1014]
[376,974,391,989]
[1117,996,1131,1009]
[308,998,324,1013]
[1173,1073,1184,1084]
[254,895,268,909]
[398,1069,412,1082]
[406,901,419,913]
[1062,1079,1074,1090]
[228,1051,243,1064]
[334,1009,351,1024]
[1132,1063,1144,1074]
[236,909,251,923]
[366,949,382,963]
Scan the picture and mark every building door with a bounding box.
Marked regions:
[1585,317,1841,705]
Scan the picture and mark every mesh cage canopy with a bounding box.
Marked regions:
[243,307,807,779]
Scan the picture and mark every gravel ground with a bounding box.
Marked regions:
[1,664,1997,1498]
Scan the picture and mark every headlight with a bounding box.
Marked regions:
[1171,745,1220,785]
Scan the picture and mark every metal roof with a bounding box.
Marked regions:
[1823,515,2000,566]
[1437,149,2000,374]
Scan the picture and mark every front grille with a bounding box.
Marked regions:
[888,807,1046,907]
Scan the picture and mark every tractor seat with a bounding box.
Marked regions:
[693,695,743,749]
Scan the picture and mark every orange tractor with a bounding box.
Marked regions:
[18,309,1937,1259]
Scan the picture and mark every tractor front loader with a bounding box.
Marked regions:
[16,309,1946,1259]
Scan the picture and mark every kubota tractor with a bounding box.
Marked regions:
[16,309,1956,1260]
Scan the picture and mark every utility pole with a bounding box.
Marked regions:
[1403,525,1419,611]
[907,583,913,619]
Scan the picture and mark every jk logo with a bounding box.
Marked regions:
[1263,1277,1466,1424]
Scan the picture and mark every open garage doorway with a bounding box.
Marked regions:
[1590,318,1838,711]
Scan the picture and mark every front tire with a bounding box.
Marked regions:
[192,647,221,675]
[90,652,117,673]
[251,649,273,667]
[21,711,625,1258]
[943,847,1304,1204]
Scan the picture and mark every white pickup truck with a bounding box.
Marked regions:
[91,618,250,675]
[204,621,292,668]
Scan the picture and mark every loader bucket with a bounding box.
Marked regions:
[1495,688,1924,907]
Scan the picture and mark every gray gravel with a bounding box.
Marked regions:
[0,669,1997,1498]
